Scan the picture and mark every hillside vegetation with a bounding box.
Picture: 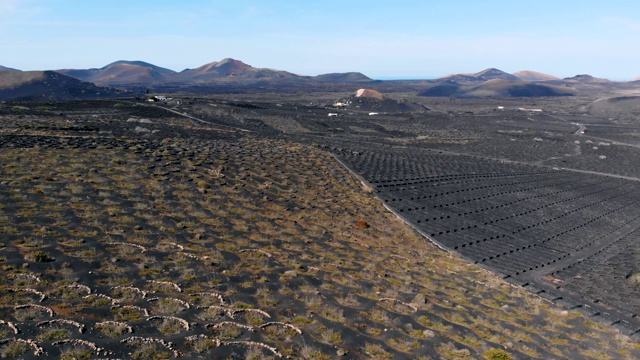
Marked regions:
[0,101,638,358]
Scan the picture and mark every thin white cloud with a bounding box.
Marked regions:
[603,17,640,32]
[0,0,43,20]
[0,0,45,40]
[0,0,19,13]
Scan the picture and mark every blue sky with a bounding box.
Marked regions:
[1,0,639,80]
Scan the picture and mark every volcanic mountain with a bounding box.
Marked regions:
[51,58,378,89]
[470,79,576,97]
[0,65,20,72]
[439,68,520,82]
[0,70,126,101]
[172,58,302,82]
[418,79,577,98]
[57,60,177,85]
[562,74,611,83]
[541,74,616,90]
[513,70,560,82]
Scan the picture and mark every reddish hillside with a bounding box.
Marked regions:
[355,88,383,100]
[336,88,426,112]
[173,58,302,82]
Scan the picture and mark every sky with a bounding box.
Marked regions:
[1,0,639,80]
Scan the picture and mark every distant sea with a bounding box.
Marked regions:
[372,76,437,81]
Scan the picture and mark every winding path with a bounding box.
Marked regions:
[137,101,253,133]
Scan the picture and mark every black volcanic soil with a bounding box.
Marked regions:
[177,92,640,329]
[1,95,640,359]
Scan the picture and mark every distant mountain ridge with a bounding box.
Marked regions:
[56,58,371,85]
[425,67,579,98]
[440,68,520,82]
[562,74,611,83]
[0,58,374,100]
[3,59,637,100]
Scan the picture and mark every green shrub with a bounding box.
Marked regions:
[484,348,513,360]
[32,251,53,262]
[0,340,30,358]
[37,328,70,341]
[60,349,93,360]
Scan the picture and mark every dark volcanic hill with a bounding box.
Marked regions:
[338,88,427,112]
[57,60,177,85]
[469,79,576,97]
[563,74,611,83]
[172,58,303,82]
[513,70,560,82]
[0,70,126,101]
[543,74,617,91]
[440,68,520,82]
[418,79,576,98]
[416,83,462,97]
[313,72,372,82]
[0,65,20,72]
[472,68,521,81]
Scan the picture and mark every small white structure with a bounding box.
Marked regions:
[368,112,379,116]
[328,113,338,117]
[148,95,168,102]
